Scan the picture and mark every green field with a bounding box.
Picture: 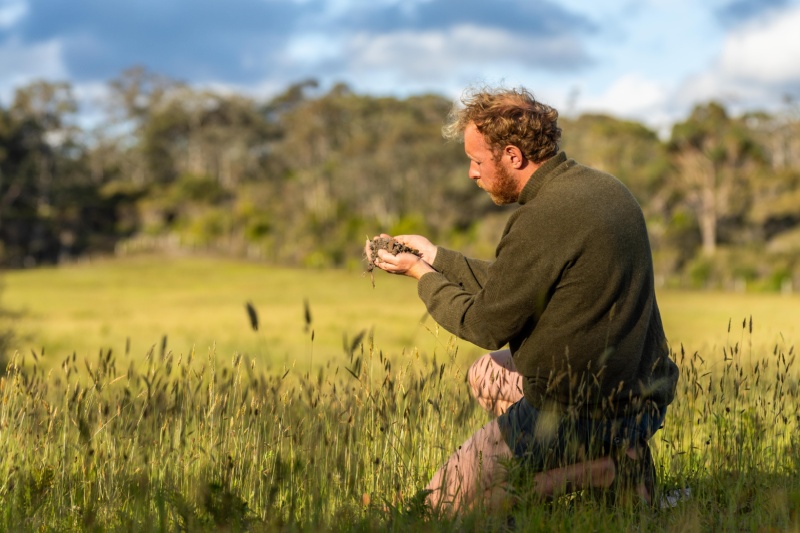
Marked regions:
[3,256,799,369]
[1,256,470,373]
[1,257,800,531]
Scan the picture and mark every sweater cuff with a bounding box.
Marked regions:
[417,270,446,302]
[432,247,461,273]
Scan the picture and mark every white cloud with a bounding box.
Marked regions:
[573,73,675,134]
[677,4,800,114]
[581,74,667,116]
[343,24,586,82]
[0,37,67,104]
[0,0,27,29]
[718,5,800,86]
[284,33,344,66]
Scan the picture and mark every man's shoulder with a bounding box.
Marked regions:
[518,158,641,230]
[559,155,616,181]
[545,156,631,198]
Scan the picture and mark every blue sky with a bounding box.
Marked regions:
[1,0,799,132]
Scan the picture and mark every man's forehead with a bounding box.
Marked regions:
[464,123,487,151]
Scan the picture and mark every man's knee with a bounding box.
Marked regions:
[467,353,494,399]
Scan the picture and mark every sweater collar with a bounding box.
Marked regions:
[518,151,568,206]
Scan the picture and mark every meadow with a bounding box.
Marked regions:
[1,256,482,374]
[1,256,800,531]
[4,256,799,370]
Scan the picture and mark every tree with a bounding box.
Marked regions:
[755,95,800,171]
[744,100,800,244]
[0,81,85,265]
[668,102,764,256]
[263,85,472,264]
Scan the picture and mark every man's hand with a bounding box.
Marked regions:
[374,248,435,280]
[365,233,437,280]
[392,235,438,265]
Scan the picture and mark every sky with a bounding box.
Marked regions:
[1,0,799,133]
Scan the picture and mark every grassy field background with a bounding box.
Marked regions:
[2,256,800,531]
[1,256,447,373]
[2,255,799,371]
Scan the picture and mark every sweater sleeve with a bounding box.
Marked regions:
[432,247,492,293]
[418,209,565,350]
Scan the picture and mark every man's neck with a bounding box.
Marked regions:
[514,159,545,196]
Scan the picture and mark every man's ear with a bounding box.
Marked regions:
[504,145,525,169]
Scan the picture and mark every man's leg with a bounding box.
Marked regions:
[425,418,514,514]
[532,457,615,498]
[423,417,619,514]
[467,350,524,416]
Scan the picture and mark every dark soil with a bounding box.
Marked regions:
[366,237,421,287]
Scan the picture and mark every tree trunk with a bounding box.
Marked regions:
[700,173,717,256]
[676,149,718,256]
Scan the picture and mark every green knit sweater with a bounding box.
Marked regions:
[418,152,679,417]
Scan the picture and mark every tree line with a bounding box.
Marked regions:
[1,67,799,291]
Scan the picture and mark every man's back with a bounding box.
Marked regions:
[504,153,678,415]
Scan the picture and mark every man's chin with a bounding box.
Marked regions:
[489,193,518,206]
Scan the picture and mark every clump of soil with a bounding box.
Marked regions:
[366,237,421,287]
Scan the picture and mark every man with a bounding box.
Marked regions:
[367,87,679,513]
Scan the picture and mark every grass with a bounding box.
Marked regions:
[658,290,800,355]
[4,256,800,370]
[1,255,484,373]
[1,256,800,531]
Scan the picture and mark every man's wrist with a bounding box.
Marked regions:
[428,246,438,265]
[410,261,436,280]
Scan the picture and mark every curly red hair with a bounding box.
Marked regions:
[443,86,561,164]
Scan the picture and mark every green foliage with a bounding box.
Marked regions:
[0,335,473,530]
[676,246,800,291]
[749,168,800,240]
[668,101,767,256]
[171,173,228,204]
[179,208,231,247]
[2,73,800,288]
[664,208,702,264]
[389,213,431,238]
[686,255,714,289]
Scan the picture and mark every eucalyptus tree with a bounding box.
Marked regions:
[668,102,764,256]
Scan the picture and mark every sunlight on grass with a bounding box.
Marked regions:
[2,256,481,372]
[3,256,799,373]
[0,313,798,531]
[1,257,800,530]
[659,290,800,351]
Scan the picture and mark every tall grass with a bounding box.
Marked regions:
[0,319,798,531]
